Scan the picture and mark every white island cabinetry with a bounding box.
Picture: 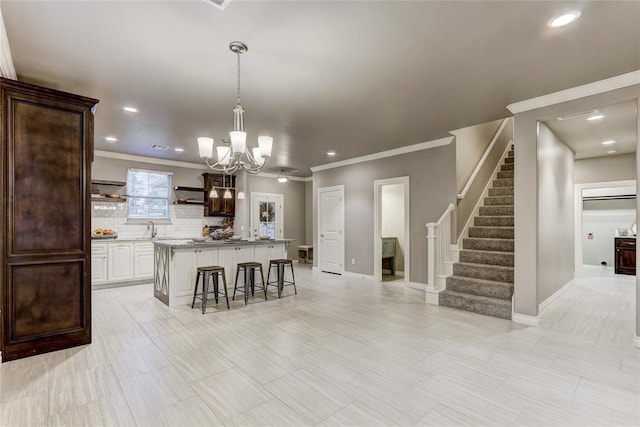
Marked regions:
[154,240,291,307]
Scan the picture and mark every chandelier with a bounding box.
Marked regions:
[197,41,273,174]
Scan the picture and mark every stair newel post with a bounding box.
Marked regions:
[426,222,437,293]
[425,203,456,305]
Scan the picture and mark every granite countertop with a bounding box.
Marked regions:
[152,238,295,249]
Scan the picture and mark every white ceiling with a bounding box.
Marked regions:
[2,1,639,176]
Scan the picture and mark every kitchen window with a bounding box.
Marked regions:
[127,168,172,221]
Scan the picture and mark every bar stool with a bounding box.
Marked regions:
[233,262,267,305]
[266,259,297,298]
[191,266,229,314]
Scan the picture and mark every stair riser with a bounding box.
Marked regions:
[488,187,514,197]
[463,238,514,252]
[479,206,514,216]
[504,157,514,164]
[469,227,514,239]
[508,150,514,157]
[484,196,514,206]
[454,263,513,283]
[474,216,514,227]
[501,163,514,172]
[446,277,513,300]
[439,292,512,320]
[493,179,514,188]
[497,171,513,179]
[460,250,514,267]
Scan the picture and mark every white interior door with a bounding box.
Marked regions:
[250,193,284,239]
[319,186,344,274]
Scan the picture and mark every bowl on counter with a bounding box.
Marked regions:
[258,235,271,240]
[229,236,243,241]
[192,237,208,242]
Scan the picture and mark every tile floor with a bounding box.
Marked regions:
[0,266,638,426]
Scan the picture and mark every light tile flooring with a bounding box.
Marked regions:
[1,266,638,426]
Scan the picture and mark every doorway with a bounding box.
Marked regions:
[250,192,284,239]
[317,185,344,274]
[374,177,410,283]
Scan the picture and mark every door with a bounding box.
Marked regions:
[250,193,284,239]
[319,186,344,274]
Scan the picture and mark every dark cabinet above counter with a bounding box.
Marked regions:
[203,173,236,217]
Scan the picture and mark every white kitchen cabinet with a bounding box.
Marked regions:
[108,243,133,282]
[134,242,155,279]
[255,243,288,282]
[91,243,108,284]
[172,247,219,299]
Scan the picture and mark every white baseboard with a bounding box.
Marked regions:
[425,287,443,305]
[635,335,640,349]
[342,271,375,281]
[512,313,540,326]
[539,279,575,312]
[406,282,426,291]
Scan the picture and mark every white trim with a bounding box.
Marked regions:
[373,176,410,284]
[310,136,453,173]
[457,141,513,247]
[425,287,442,305]
[634,335,640,349]
[406,282,426,291]
[538,279,575,312]
[506,71,640,114]
[96,150,312,181]
[342,271,375,281]
[458,118,510,199]
[317,185,345,275]
[0,7,16,80]
[249,192,284,240]
[512,313,540,326]
[574,180,637,278]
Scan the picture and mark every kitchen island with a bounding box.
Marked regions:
[153,239,293,307]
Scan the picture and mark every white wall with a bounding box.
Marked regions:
[582,199,636,266]
[381,183,405,273]
[537,122,575,304]
[574,153,636,184]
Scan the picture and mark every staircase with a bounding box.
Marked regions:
[439,146,514,319]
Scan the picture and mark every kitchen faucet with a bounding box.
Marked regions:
[147,221,157,239]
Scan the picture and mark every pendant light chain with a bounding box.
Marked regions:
[236,50,241,105]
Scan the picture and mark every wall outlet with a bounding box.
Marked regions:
[351,258,355,265]
[240,225,244,231]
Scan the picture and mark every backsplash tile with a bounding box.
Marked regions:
[92,202,228,239]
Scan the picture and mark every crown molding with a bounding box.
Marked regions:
[310,136,454,173]
[507,70,640,114]
[95,150,213,170]
[0,7,17,79]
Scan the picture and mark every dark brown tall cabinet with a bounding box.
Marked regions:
[203,173,236,217]
[1,78,98,362]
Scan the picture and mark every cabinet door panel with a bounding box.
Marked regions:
[108,244,133,281]
[91,255,107,283]
[173,250,198,298]
[134,252,155,279]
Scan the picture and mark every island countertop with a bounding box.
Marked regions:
[152,238,295,250]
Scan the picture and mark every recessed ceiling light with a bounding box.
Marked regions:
[607,150,617,154]
[601,140,616,145]
[548,10,581,28]
[174,148,185,152]
[105,136,118,142]
[123,106,138,113]
[327,151,336,156]
[586,114,604,121]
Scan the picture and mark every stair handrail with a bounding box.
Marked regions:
[426,202,455,292]
[458,118,510,200]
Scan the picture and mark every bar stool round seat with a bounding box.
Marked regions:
[191,265,229,314]
[267,259,297,298]
[233,262,267,305]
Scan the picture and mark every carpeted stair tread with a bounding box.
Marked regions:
[454,262,514,283]
[488,187,514,197]
[460,249,514,266]
[439,290,512,320]
[504,157,514,164]
[484,196,514,206]
[479,205,514,216]
[497,171,513,179]
[493,178,514,188]
[474,216,514,227]
[463,237,514,252]
[501,163,514,172]
[446,275,514,300]
[469,226,514,239]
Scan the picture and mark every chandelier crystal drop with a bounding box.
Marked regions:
[197,41,273,174]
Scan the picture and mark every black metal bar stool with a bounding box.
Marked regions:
[266,259,297,298]
[233,262,267,305]
[191,266,229,314]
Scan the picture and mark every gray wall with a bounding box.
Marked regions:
[453,118,504,193]
[456,118,513,237]
[513,84,639,324]
[312,142,457,284]
[537,123,575,303]
[93,156,209,187]
[574,153,636,184]
[305,181,313,245]
[246,175,306,255]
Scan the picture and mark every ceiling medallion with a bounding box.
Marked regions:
[197,41,273,175]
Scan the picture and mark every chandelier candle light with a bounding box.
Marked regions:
[197,41,273,174]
